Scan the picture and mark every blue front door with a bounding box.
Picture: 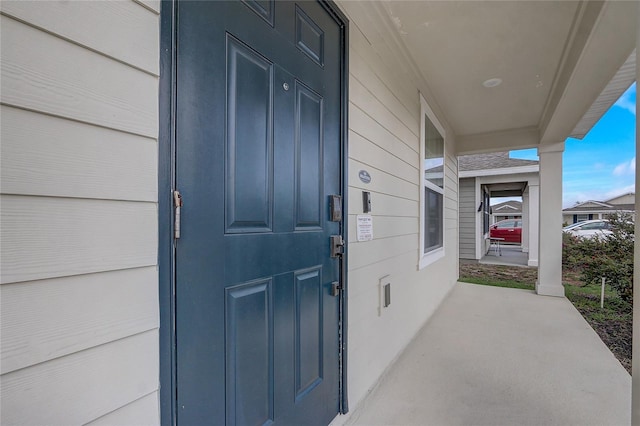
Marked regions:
[174,1,344,424]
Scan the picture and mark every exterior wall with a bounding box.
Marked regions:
[0,1,160,425]
[563,213,596,224]
[608,193,635,205]
[563,211,636,225]
[336,1,459,413]
[459,178,476,259]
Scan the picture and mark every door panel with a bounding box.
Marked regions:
[225,35,274,233]
[295,82,323,229]
[225,279,274,426]
[295,4,325,66]
[175,1,343,424]
[294,266,323,399]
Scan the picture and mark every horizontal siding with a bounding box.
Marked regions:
[1,106,157,201]
[87,392,159,426]
[349,46,419,137]
[350,75,418,150]
[348,215,417,243]
[0,0,159,75]
[0,330,159,426]
[350,104,419,166]
[346,250,417,300]
[1,3,160,424]
[349,158,418,201]
[1,267,158,374]
[459,178,476,259]
[0,15,158,138]
[350,130,419,184]
[1,195,157,284]
[349,234,417,271]
[348,18,420,124]
[348,187,418,217]
[133,0,161,14]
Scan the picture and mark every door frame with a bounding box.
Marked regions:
[158,1,349,424]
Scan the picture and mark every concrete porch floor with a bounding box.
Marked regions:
[480,245,529,267]
[340,282,631,426]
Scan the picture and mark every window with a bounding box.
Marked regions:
[496,220,517,229]
[419,94,446,268]
[576,214,589,222]
[581,221,607,230]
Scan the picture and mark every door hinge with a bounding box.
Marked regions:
[173,190,183,239]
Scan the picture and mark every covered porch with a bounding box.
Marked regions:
[336,282,631,425]
[337,0,639,420]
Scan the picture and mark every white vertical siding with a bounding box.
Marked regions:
[0,1,160,424]
[336,1,459,412]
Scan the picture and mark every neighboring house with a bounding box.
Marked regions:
[2,1,638,425]
[492,200,523,223]
[458,152,539,266]
[563,193,636,224]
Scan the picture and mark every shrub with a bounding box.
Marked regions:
[562,212,634,303]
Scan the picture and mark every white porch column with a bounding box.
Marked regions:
[527,183,539,267]
[522,187,530,253]
[535,142,564,297]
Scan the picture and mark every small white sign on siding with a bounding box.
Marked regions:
[356,214,373,241]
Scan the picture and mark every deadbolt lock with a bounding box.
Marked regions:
[330,235,344,258]
[330,281,341,297]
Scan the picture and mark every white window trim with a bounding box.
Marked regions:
[419,93,446,270]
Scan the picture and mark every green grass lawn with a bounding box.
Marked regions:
[458,276,533,290]
[564,281,628,317]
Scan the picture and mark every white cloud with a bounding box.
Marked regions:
[614,85,636,115]
[612,157,635,176]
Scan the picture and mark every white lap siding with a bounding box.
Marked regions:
[0,1,160,424]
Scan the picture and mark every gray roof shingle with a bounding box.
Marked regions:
[459,151,538,172]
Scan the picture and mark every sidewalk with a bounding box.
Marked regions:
[340,282,631,426]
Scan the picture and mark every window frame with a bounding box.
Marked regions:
[419,94,446,269]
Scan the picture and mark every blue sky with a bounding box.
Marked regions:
[510,82,636,208]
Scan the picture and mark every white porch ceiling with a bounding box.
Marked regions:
[371,1,637,153]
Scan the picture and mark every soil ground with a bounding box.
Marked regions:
[459,263,632,374]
